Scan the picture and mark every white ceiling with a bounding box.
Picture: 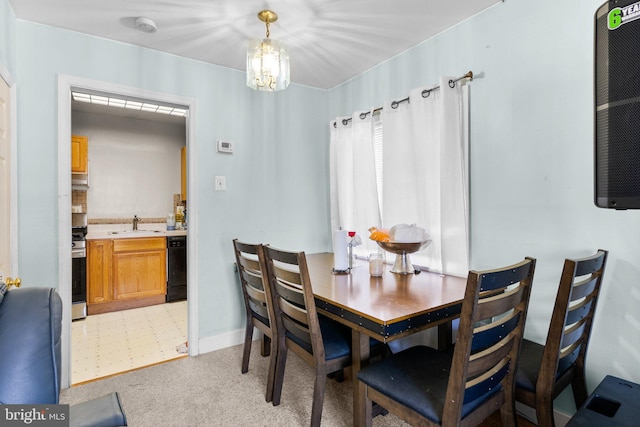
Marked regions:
[9,0,501,90]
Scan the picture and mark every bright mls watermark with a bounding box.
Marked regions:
[0,405,69,426]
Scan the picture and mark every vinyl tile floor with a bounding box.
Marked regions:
[71,300,188,385]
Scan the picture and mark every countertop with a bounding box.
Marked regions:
[85,223,187,240]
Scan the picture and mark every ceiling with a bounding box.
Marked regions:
[9,0,501,90]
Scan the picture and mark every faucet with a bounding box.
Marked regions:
[133,215,140,230]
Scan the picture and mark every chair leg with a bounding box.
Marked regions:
[271,345,288,407]
[499,398,517,427]
[355,381,372,427]
[261,334,271,357]
[265,339,278,403]
[327,368,345,382]
[571,371,589,408]
[310,368,327,427]
[535,395,555,427]
[241,323,254,374]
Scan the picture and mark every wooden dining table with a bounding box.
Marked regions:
[305,252,468,425]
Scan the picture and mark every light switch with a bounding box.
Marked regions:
[215,176,226,191]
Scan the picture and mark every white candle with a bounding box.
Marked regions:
[369,253,384,276]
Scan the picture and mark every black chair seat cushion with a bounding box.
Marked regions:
[516,338,575,393]
[357,345,501,424]
[286,315,352,360]
[286,314,385,362]
[515,339,544,393]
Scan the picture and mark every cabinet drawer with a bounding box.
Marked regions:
[113,237,165,252]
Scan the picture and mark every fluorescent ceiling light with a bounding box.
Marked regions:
[72,91,188,118]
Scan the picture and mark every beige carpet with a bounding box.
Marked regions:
[60,342,409,426]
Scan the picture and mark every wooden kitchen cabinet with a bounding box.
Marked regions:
[71,135,88,174]
[112,237,166,301]
[87,239,112,305]
[87,237,166,314]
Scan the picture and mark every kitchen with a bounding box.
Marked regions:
[70,92,189,383]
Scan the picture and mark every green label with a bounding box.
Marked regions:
[608,1,640,30]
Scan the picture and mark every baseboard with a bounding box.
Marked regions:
[516,402,572,427]
[197,328,246,354]
[197,327,266,355]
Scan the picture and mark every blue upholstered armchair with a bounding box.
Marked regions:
[0,286,127,426]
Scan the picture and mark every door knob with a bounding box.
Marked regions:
[5,277,21,289]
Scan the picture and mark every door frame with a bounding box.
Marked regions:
[57,75,199,389]
[0,62,18,281]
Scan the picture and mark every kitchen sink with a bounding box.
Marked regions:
[110,230,162,235]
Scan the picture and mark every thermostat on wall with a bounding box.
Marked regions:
[217,139,234,154]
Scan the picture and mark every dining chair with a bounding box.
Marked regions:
[515,249,608,426]
[232,239,277,402]
[356,257,536,427]
[262,245,361,427]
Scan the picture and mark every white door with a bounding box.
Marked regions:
[0,75,12,282]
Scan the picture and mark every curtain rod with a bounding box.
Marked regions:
[333,71,473,128]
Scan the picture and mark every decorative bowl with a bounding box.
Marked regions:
[375,240,431,274]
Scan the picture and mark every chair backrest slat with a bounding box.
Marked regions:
[560,317,587,349]
[238,255,261,274]
[274,277,305,308]
[479,261,533,292]
[468,332,515,378]
[556,344,581,376]
[464,357,511,404]
[564,297,594,326]
[279,293,310,326]
[282,314,313,347]
[475,284,525,320]
[244,275,267,302]
[272,264,303,287]
[471,311,520,352]
[573,254,605,277]
[570,275,598,301]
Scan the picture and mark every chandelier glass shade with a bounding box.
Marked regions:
[246,10,290,91]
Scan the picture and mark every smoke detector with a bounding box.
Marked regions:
[135,17,157,33]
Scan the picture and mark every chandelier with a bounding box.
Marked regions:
[246,10,290,91]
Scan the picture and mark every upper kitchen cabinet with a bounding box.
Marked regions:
[181,146,187,202]
[71,135,88,174]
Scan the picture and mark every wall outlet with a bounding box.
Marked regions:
[215,176,226,191]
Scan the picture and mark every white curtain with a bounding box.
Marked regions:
[330,77,469,277]
[382,77,469,277]
[329,111,382,256]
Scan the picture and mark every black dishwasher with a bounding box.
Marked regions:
[166,235,187,302]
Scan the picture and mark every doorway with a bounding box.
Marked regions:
[57,75,199,389]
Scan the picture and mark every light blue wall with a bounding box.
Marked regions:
[0,0,16,76]
[329,0,638,415]
[13,21,329,338]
